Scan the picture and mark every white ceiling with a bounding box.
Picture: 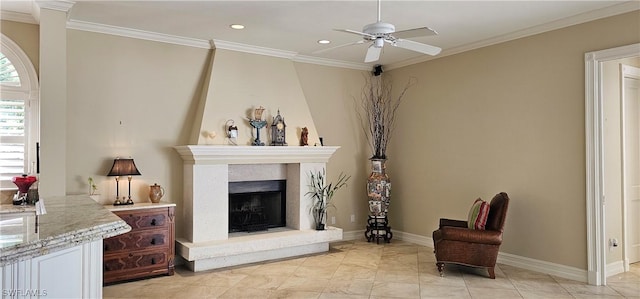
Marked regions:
[2,1,639,68]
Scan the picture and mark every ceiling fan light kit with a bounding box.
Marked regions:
[373,37,385,48]
[325,0,442,63]
[363,22,395,36]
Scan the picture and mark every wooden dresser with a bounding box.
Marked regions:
[103,203,176,285]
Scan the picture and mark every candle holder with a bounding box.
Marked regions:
[250,120,267,146]
[249,106,267,146]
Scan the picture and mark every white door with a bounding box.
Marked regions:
[623,64,640,265]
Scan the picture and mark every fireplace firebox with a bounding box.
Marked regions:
[228,180,286,233]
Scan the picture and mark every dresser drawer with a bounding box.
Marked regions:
[104,204,175,285]
[114,209,169,230]
[104,229,169,253]
[104,251,169,272]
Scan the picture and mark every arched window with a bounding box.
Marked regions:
[0,34,39,189]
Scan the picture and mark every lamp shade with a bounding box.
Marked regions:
[107,158,141,176]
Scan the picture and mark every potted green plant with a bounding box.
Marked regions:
[306,169,350,230]
[88,177,99,201]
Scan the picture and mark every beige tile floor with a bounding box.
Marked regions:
[104,240,640,298]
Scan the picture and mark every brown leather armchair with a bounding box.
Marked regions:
[432,192,510,279]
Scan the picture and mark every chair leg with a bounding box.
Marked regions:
[488,267,495,279]
[436,262,445,277]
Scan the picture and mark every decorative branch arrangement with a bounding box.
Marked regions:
[357,74,415,159]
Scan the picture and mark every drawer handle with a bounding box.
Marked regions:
[151,219,157,226]
[150,238,156,245]
[151,258,156,265]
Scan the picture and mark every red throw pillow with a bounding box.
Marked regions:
[467,198,490,230]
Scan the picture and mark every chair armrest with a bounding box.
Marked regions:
[436,226,503,245]
[439,218,468,228]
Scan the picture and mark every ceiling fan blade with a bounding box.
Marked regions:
[393,27,438,39]
[394,39,441,56]
[334,28,376,39]
[364,45,382,63]
[312,40,365,54]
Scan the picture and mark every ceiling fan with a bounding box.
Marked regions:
[316,0,442,63]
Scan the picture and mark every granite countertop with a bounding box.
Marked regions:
[0,195,131,266]
[0,204,36,215]
[106,202,176,212]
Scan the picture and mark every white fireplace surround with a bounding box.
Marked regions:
[174,145,343,271]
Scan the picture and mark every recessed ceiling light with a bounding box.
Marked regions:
[318,40,331,44]
[230,24,245,30]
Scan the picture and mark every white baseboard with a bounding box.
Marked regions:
[393,230,434,247]
[342,229,365,241]
[607,260,626,277]
[341,229,588,282]
[497,251,587,282]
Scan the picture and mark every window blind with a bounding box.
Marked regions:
[0,99,26,188]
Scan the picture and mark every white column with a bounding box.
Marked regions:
[291,162,325,230]
[37,1,73,197]
[187,163,229,243]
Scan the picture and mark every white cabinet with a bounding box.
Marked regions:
[1,240,103,298]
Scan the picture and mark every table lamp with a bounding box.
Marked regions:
[107,158,141,205]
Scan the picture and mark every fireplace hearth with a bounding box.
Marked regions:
[229,180,286,233]
[174,145,343,272]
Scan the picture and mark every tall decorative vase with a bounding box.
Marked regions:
[367,159,390,216]
[365,159,393,243]
[315,210,326,231]
[313,197,327,231]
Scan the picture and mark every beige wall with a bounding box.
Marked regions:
[192,48,321,147]
[0,20,39,73]
[66,30,211,237]
[387,10,640,269]
[294,63,370,231]
[2,8,639,270]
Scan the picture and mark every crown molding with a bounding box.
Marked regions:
[65,1,637,73]
[67,20,211,49]
[292,54,370,71]
[386,1,640,71]
[0,11,37,24]
[211,39,297,59]
[66,19,370,71]
[35,0,75,12]
[212,40,370,70]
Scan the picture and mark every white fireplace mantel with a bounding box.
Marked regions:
[173,145,343,271]
[174,145,340,164]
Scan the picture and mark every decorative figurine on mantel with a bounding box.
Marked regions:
[300,127,309,146]
[270,110,287,146]
[249,106,267,146]
[202,130,216,144]
[226,119,238,145]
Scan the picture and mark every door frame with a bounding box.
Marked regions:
[621,64,640,271]
[585,43,640,286]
